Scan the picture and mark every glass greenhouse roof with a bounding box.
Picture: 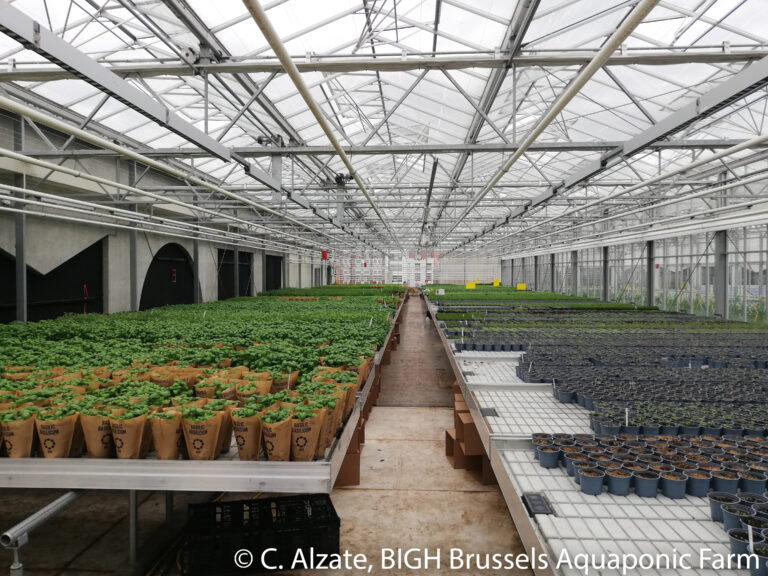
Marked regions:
[0,0,767,258]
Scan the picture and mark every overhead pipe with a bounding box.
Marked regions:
[437,0,660,246]
[0,147,327,250]
[479,131,768,251]
[0,204,319,257]
[0,94,349,246]
[482,170,768,258]
[240,0,402,252]
[0,184,319,255]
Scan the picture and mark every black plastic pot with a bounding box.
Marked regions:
[634,470,659,498]
[709,492,740,522]
[537,445,560,469]
[713,470,741,493]
[748,544,768,576]
[682,425,701,436]
[580,468,605,496]
[741,472,768,494]
[723,504,757,532]
[556,389,575,403]
[661,472,687,499]
[686,471,711,498]
[728,528,759,562]
[600,422,621,435]
[741,515,768,533]
[606,469,631,496]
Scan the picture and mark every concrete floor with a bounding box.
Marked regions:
[0,295,531,576]
[377,297,454,408]
[292,295,532,576]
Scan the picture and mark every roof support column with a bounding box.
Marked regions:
[533,255,540,292]
[193,238,201,303]
[234,244,240,298]
[646,240,655,307]
[602,246,609,302]
[13,114,26,322]
[571,250,578,297]
[714,230,728,317]
[550,253,556,293]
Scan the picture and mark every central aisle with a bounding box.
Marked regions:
[301,295,533,576]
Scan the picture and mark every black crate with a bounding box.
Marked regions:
[184,494,340,575]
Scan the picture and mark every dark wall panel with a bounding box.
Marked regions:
[139,243,194,311]
[265,255,283,292]
[0,240,103,324]
[0,250,16,324]
[217,249,253,300]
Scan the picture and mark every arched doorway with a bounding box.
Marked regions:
[139,243,195,310]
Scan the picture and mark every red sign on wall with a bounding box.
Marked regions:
[171,268,177,283]
[321,250,328,260]
[364,262,367,268]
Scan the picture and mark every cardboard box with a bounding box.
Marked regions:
[334,450,360,487]
[458,441,482,471]
[459,412,484,456]
[481,454,497,485]
[445,428,455,458]
[455,400,468,413]
[454,411,464,441]
[454,393,464,404]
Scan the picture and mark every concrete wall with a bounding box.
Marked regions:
[1,213,223,314]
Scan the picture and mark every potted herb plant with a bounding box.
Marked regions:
[231,404,263,461]
[148,411,182,460]
[35,406,79,458]
[0,407,38,457]
[110,406,149,459]
[260,407,292,461]
[181,406,221,461]
[290,405,322,462]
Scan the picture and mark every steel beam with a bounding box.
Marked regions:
[570,250,578,297]
[3,51,766,81]
[452,53,768,253]
[602,246,610,302]
[533,255,539,291]
[549,253,555,293]
[19,139,765,159]
[646,240,655,307]
[12,113,26,322]
[0,2,229,160]
[193,238,201,303]
[14,213,26,322]
[714,229,728,317]
[234,244,240,298]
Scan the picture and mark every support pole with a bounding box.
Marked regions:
[533,255,539,292]
[129,226,138,311]
[602,246,609,302]
[128,491,138,565]
[646,240,655,307]
[14,214,26,322]
[262,251,268,292]
[571,251,578,296]
[234,244,240,298]
[550,253,555,293]
[165,492,174,524]
[193,238,201,303]
[13,114,26,323]
[714,230,728,317]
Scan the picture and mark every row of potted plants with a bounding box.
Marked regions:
[533,432,768,499]
[0,364,364,461]
[588,401,768,438]
[0,287,401,371]
[707,491,768,573]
